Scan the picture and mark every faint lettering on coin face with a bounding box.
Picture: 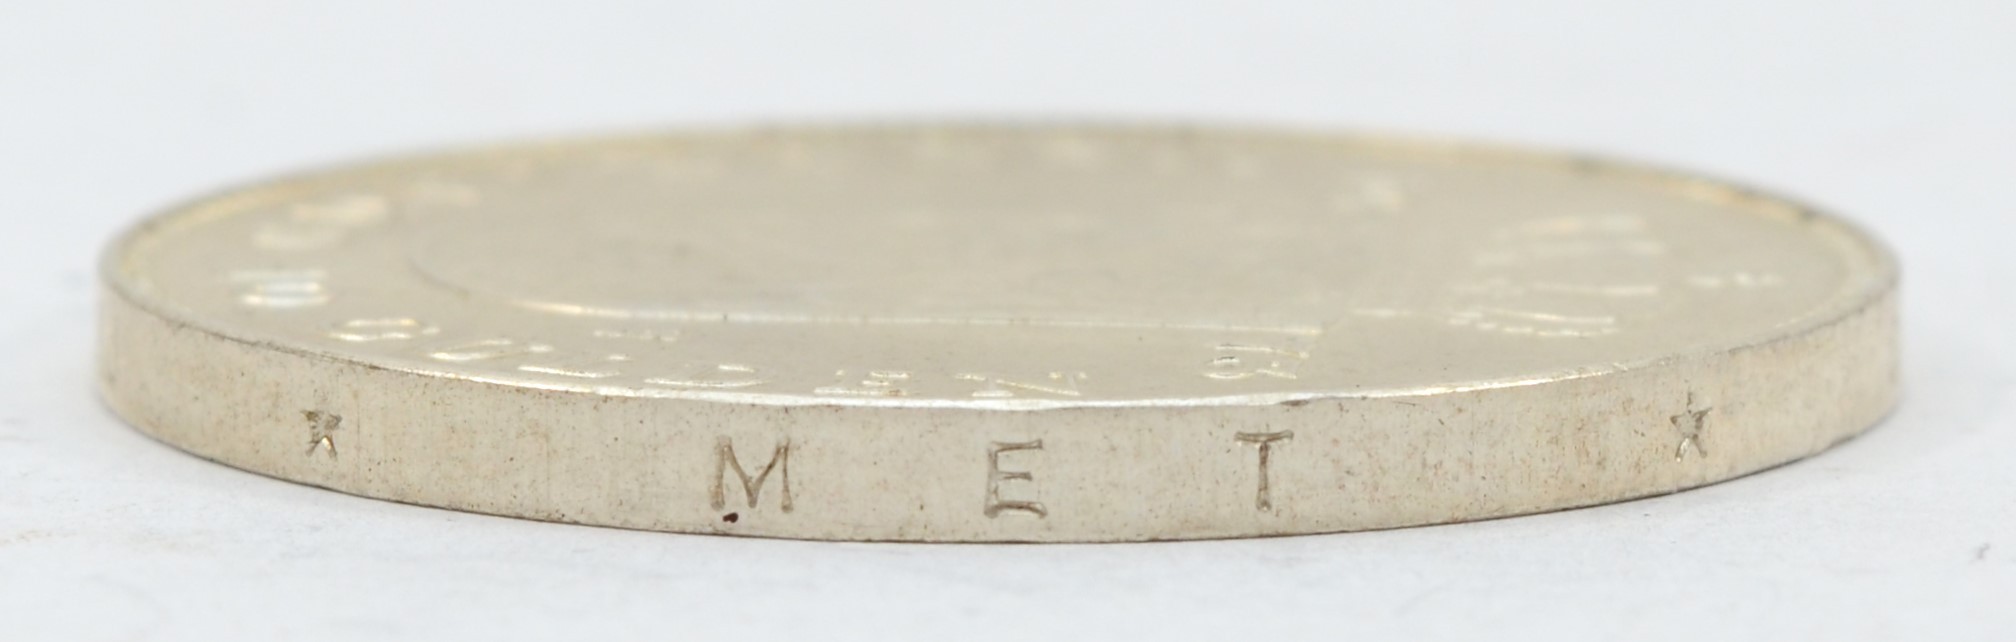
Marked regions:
[125,128,1874,402]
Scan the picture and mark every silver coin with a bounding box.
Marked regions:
[99,125,1898,541]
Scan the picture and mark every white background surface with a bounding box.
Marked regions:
[2,2,2012,640]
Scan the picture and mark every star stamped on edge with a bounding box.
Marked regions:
[304,410,342,459]
[1670,392,1713,461]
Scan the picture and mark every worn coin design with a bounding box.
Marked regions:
[99,125,1898,542]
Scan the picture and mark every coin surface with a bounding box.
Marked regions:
[99,125,1898,542]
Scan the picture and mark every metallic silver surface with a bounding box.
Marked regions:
[98,125,1899,541]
